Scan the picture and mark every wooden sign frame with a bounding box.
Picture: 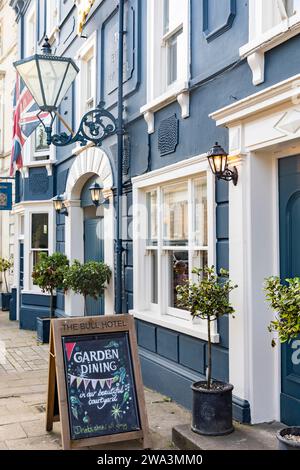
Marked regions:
[46,315,151,450]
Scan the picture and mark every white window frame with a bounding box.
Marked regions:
[141,0,190,134]
[0,19,3,58]
[0,74,4,155]
[25,3,37,56]
[75,31,97,128]
[30,211,49,291]
[46,0,59,43]
[131,154,219,342]
[13,201,55,294]
[22,2,57,172]
[240,0,300,85]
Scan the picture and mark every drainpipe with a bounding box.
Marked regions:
[115,0,124,314]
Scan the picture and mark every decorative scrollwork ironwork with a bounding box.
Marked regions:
[218,166,238,186]
[47,101,118,148]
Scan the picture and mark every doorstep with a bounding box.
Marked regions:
[172,421,283,450]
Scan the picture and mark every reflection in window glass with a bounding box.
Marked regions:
[163,182,188,246]
[163,0,183,33]
[195,177,208,247]
[144,174,209,320]
[285,0,300,16]
[146,190,158,246]
[168,251,189,309]
[32,214,48,249]
[32,250,48,270]
[192,250,208,281]
[35,123,49,157]
[167,29,183,85]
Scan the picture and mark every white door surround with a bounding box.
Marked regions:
[210,73,300,424]
[64,146,115,317]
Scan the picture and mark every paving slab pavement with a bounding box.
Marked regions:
[172,421,282,450]
[0,311,191,450]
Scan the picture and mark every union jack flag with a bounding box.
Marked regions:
[10,74,48,176]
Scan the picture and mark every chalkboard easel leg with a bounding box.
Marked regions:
[142,434,152,450]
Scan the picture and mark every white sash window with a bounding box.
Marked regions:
[131,156,218,342]
[141,0,190,133]
[241,0,300,85]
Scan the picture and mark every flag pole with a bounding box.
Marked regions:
[54,111,75,137]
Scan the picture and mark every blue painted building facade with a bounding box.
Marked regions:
[10,0,300,426]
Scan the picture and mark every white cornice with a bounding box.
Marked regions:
[210,73,300,127]
[132,153,207,188]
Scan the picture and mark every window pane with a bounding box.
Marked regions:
[167,28,184,86]
[164,0,169,33]
[194,177,208,246]
[32,214,48,249]
[167,34,177,85]
[164,0,183,33]
[146,190,158,246]
[86,58,92,98]
[32,250,48,269]
[163,182,188,246]
[35,124,49,154]
[192,251,208,282]
[168,250,189,309]
[150,250,158,304]
[291,0,300,15]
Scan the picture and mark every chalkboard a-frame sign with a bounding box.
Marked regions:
[46,315,151,450]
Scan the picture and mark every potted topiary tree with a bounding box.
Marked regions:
[65,260,111,316]
[32,252,69,343]
[0,257,13,311]
[176,265,238,436]
[265,276,300,450]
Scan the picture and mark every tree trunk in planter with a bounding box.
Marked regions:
[49,290,54,319]
[191,315,234,436]
[84,295,87,316]
[207,315,212,389]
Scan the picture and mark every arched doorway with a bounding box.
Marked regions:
[81,176,104,316]
[64,146,114,317]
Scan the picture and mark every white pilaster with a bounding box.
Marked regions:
[64,201,84,317]
[229,152,280,423]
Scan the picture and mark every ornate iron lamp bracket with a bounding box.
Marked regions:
[44,101,118,147]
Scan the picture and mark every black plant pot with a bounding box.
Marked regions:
[277,427,300,450]
[1,292,12,312]
[191,381,234,436]
[36,317,51,344]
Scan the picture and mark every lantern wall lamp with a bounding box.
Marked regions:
[207,142,238,186]
[13,37,117,148]
[89,182,110,208]
[52,195,68,216]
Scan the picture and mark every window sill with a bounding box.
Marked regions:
[130,309,220,343]
[22,160,56,178]
[140,81,190,134]
[240,16,300,85]
[21,289,55,297]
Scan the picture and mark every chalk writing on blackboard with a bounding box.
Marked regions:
[62,332,140,440]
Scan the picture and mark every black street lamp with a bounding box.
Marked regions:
[14,38,79,112]
[13,37,117,148]
[207,142,238,186]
